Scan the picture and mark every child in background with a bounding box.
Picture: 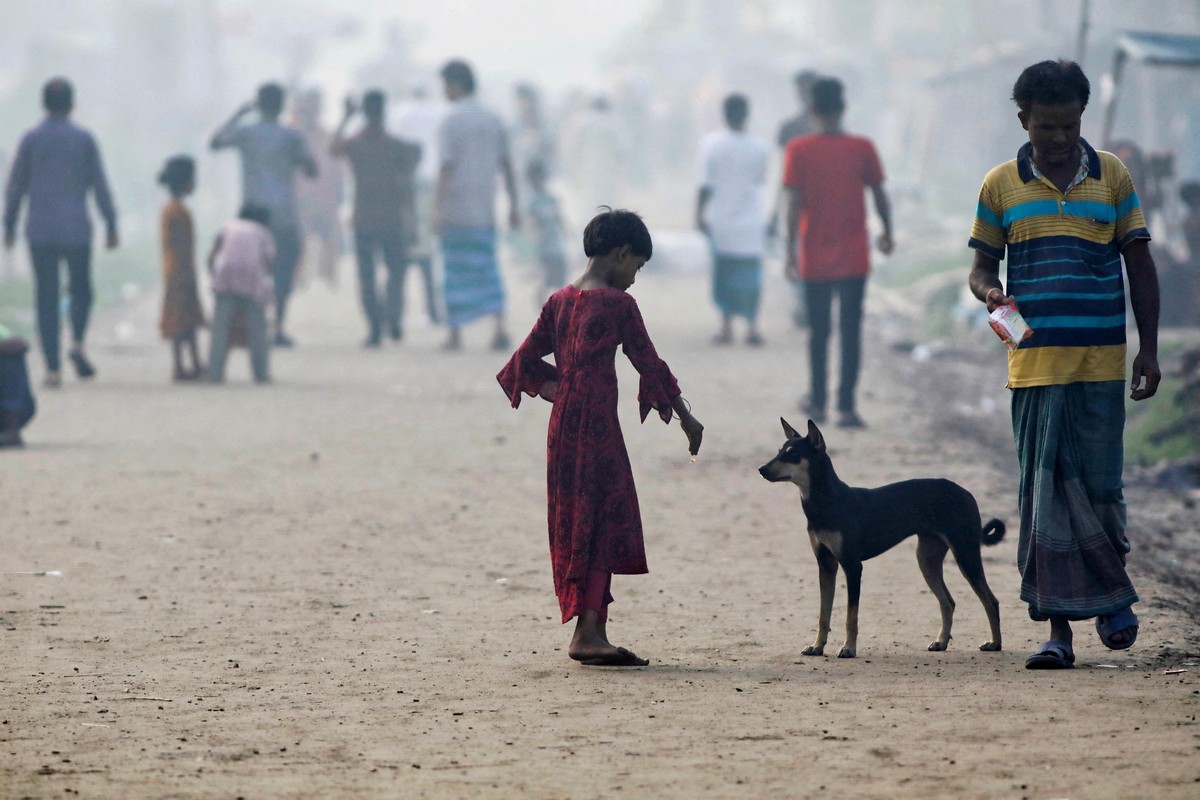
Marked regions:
[207,203,274,383]
[158,156,206,381]
[525,159,568,303]
[498,208,704,667]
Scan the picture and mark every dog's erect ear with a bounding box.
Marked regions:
[806,419,826,452]
[781,417,800,440]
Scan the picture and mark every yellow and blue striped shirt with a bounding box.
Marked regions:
[968,138,1150,388]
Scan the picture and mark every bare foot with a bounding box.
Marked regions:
[568,611,649,666]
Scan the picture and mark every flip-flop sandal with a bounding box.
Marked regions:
[1025,639,1075,670]
[1096,607,1139,651]
[577,647,649,667]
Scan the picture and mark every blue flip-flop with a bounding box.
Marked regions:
[1096,607,1139,651]
[1025,639,1076,670]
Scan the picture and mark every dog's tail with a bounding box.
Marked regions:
[981,518,1006,546]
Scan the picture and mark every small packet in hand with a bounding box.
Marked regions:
[989,302,1033,351]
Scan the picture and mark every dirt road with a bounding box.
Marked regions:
[3,258,1197,799]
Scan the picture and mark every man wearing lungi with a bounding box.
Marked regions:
[434,60,520,351]
[969,60,1161,670]
[695,93,769,346]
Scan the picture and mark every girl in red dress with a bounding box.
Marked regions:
[498,209,703,666]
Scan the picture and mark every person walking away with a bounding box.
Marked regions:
[392,83,443,325]
[3,77,118,387]
[968,60,1160,670]
[157,156,206,381]
[783,76,893,429]
[525,158,569,303]
[331,89,422,347]
[0,324,36,447]
[210,83,316,348]
[435,59,520,351]
[498,208,703,666]
[775,70,821,328]
[207,204,275,383]
[292,89,345,289]
[696,93,769,346]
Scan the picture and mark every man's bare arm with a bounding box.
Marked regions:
[969,250,1012,311]
[869,183,893,253]
[1123,238,1161,401]
[695,186,711,236]
[501,156,520,230]
[785,185,804,277]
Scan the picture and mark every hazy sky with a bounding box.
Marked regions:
[288,0,654,91]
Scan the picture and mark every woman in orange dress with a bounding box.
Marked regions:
[158,156,206,380]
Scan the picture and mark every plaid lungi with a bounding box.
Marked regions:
[1012,380,1138,620]
[441,227,505,328]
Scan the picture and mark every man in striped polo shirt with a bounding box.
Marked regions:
[968,60,1161,670]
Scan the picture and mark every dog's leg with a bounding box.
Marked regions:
[803,535,837,656]
[950,544,1003,652]
[838,560,862,658]
[916,535,955,651]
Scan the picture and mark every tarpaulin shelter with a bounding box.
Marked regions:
[1102,30,1200,146]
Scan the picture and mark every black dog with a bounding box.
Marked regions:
[758,418,1004,658]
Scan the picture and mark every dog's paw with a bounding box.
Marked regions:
[927,641,949,652]
[837,647,856,658]
[801,645,825,657]
[979,640,1002,652]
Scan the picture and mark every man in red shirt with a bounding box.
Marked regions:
[783,77,893,428]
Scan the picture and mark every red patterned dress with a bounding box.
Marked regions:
[498,285,681,622]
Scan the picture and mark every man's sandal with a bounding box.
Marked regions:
[1025,639,1075,670]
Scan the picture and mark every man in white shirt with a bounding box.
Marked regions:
[695,93,769,345]
[434,60,520,351]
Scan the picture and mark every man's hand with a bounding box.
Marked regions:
[784,250,800,283]
[1130,350,1161,401]
[106,231,119,250]
[680,413,704,456]
[983,287,1015,313]
[539,381,557,402]
[342,96,358,120]
[876,231,894,255]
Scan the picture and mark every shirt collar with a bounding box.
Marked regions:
[1017,137,1101,185]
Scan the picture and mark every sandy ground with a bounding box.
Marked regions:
[2,248,1199,800]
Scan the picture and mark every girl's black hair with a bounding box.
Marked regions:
[238,202,271,227]
[582,207,652,259]
[1012,60,1090,112]
[157,155,195,194]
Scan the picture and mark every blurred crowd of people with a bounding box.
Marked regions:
[1,53,1197,449]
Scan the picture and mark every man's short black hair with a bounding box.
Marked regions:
[43,78,73,114]
[525,158,549,185]
[810,77,845,117]
[723,93,749,127]
[257,83,285,115]
[1181,180,1200,209]
[583,207,652,260]
[793,69,819,89]
[238,202,271,227]
[363,89,386,120]
[441,59,476,94]
[1012,60,1090,112]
